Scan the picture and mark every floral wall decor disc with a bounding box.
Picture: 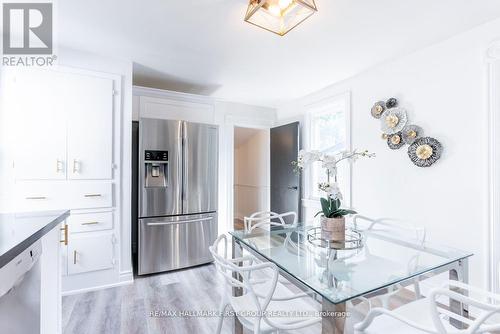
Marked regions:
[386,97,398,109]
[380,107,408,134]
[401,125,423,144]
[371,101,386,119]
[407,137,442,167]
[387,132,404,150]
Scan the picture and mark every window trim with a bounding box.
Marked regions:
[303,91,352,206]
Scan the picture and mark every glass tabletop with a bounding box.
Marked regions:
[229,225,473,304]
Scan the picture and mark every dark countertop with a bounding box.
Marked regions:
[0,210,70,268]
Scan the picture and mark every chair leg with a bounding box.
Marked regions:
[413,280,421,299]
[380,294,390,309]
[253,319,262,334]
[216,300,229,334]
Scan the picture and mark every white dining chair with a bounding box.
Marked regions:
[244,211,298,232]
[354,280,500,334]
[210,234,321,334]
[352,215,426,245]
[352,215,426,308]
[243,211,300,286]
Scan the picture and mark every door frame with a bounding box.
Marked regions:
[487,40,500,293]
[223,115,275,235]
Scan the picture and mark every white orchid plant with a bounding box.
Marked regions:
[292,149,375,218]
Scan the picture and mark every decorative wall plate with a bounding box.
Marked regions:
[401,125,422,144]
[371,101,386,119]
[407,137,442,167]
[380,107,408,134]
[386,97,398,108]
[387,132,404,150]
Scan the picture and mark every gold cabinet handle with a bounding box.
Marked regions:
[73,159,80,173]
[56,159,64,173]
[81,221,99,225]
[26,196,47,200]
[84,194,102,197]
[73,250,77,265]
[60,224,68,245]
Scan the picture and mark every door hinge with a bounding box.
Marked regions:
[112,258,117,266]
[111,234,117,244]
[113,90,120,96]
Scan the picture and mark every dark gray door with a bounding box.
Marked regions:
[271,122,300,224]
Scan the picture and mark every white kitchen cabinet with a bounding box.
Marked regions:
[66,73,114,180]
[7,66,123,294]
[40,222,63,334]
[67,233,114,275]
[9,69,114,181]
[9,70,67,180]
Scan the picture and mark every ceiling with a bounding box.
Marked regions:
[58,0,500,107]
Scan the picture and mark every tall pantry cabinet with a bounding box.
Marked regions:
[4,67,123,293]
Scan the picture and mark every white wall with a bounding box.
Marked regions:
[277,18,500,289]
[234,128,270,220]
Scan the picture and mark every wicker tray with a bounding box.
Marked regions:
[307,227,364,250]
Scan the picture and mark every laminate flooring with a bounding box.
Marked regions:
[62,264,415,334]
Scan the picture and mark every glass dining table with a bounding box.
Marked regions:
[229,224,473,334]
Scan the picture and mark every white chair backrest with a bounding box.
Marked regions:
[244,211,298,232]
[429,280,500,333]
[209,235,279,315]
[353,215,426,245]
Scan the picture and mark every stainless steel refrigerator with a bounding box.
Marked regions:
[138,118,218,275]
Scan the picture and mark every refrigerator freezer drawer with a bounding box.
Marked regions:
[138,213,217,275]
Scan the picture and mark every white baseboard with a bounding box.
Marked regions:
[119,270,134,283]
[62,278,133,296]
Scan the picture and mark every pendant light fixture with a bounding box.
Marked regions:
[244,0,317,36]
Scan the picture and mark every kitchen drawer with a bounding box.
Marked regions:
[14,182,66,211]
[69,182,113,209]
[67,232,114,275]
[67,211,113,233]
[14,181,113,211]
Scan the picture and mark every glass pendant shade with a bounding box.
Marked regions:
[244,0,317,36]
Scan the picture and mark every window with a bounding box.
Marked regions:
[306,92,350,200]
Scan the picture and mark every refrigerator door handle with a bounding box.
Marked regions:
[177,121,184,213]
[182,121,188,208]
[146,216,213,226]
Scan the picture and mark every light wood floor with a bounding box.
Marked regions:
[62,263,416,334]
[63,264,240,334]
[234,218,244,231]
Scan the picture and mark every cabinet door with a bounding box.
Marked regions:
[41,223,62,334]
[65,73,114,180]
[8,70,67,180]
[67,233,114,275]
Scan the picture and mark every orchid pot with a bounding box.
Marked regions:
[320,215,346,241]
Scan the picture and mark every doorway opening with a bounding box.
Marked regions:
[233,127,270,231]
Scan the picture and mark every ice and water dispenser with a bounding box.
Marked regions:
[144,150,168,188]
